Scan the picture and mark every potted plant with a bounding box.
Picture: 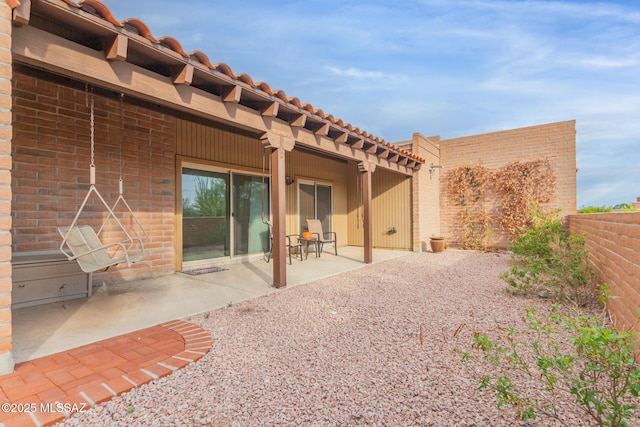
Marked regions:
[430,236,446,253]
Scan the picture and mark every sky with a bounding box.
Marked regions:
[101,0,639,208]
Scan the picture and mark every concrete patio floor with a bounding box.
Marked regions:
[13,246,410,363]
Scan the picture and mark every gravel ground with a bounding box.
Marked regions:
[59,250,636,426]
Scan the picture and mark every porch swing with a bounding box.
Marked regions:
[58,90,148,273]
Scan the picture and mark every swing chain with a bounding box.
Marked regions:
[89,89,95,168]
[119,93,124,179]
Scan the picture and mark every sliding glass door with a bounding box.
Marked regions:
[232,174,269,256]
[298,181,333,234]
[181,165,269,264]
[182,168,230,261]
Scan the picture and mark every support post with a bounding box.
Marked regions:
[262,132,295,288]
[359,162,375,264]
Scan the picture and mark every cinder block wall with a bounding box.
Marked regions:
[440,120,577,247]
[569,213,640,336]
[12,66,176,283]
[0,0,14,374]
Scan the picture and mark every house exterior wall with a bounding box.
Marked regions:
[439,120,577,247]
[347,163,412,250]
[175,118,350,258]
[12,66,176,283]
[0,0,14,374]
[569,213,640,337]
[406,133,441,252]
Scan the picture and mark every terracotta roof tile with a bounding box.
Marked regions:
[287,97,302,108]
[158,36,187,57]
[212,63,235,79]
[187,51,214,69]
[255,82,273,95]
[273,90,289,103]
[78,0,123,27]
[123,18,158,43]
[235,73,255,86]
[44,0,425,166]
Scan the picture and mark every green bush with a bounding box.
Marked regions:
[463,305,640,426]
[578,206,612,214]
[501,213,597,306]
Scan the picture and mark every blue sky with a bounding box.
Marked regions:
[103,0,639,208]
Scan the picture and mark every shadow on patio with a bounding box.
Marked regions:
[12,247,409,363]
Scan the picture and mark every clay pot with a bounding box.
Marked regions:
[430,237,446,253]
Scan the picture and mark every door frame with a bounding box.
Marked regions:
[296,179,334,235]
[176,157,270,271]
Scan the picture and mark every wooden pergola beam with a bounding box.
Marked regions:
[12,25,419,175]
[12,0,30,26]
[335,132,348,144]
[290,114,306,128]
[261,101,279,117]
[261,132,295,288]
[173,63,194,86]
[314,122,329,136]
[106,34,128,61]
[351,138,364,150]
[222,85,241,103]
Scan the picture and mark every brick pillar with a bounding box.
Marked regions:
[409,133,441,251]
[0,1,14,374]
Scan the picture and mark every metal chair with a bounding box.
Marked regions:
[265,221,303,264]
[306,219,337,257]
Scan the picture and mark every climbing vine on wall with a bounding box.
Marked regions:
[494,160,556,236]
[445,160,556,248]
[446,165,492,250]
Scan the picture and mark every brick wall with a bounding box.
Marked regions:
[12,65,176,283]
[0,0,13,374]
[569,213,640,336]
[440,120,577,247]
[406,133,441,251]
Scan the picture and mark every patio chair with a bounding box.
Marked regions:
[306,219,337,257]
[266,221,303,264]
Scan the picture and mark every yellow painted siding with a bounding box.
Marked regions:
[177,118,349,247]
[285,149,348,247]
[176,119,263,170]
[348,163,412,250]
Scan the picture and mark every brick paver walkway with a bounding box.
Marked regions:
[0,320,212,427]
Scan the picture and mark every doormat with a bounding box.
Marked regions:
[182,266,228,275]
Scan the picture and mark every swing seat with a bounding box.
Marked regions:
[58,225,147,273]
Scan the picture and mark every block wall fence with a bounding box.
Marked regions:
[0,1,13,374]
[569,213,640,336]
[439,120,577,247]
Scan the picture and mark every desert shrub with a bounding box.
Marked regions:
[462,304,640,426]
[501,211,598,307]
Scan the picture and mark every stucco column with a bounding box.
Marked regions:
[359,162,375,264]
[262,132,294,288]
[0,0,15,374]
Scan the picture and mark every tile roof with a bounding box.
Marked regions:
[37,0,424,166]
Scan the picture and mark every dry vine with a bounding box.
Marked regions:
[493,160,556,236]
[445,160,557,247]
[446,165,492,250]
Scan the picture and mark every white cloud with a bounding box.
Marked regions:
[325,66,387,80]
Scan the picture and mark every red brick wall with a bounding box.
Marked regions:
[440,120,577,247]
[569,213,640,336]
[0,0,14,374]
[12,66,176,282]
